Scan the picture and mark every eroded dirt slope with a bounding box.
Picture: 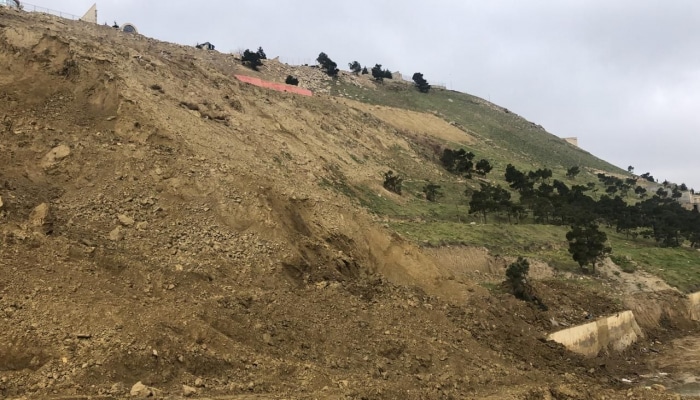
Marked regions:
[0,9,691,399]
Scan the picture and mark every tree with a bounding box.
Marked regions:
[423,182,442,202]
[566,222,611,273]
[475,159,493,176]
[505,164,532,193]
[680,183,689,191]
[505,257,547,310]
[566,166,581,179]
[634,185,647,198]
[383,170,402,195]
[627,165,634,173]
[256,47,267,60]
[348,61,362,75]
[371,64,385,82]
[441,148,475,177]
[468,183,512,223]
[242,49,263,71]
[285,75,299,86]
[317,52,339,76]
[640,172,655,183]
[412,72,431,93]
[361,66,369,75]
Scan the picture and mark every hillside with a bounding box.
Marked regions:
[0,8,697,399]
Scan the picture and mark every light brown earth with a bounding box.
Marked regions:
[0,8,698,399]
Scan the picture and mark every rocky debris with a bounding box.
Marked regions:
[28,202,52,234]
[40,144,71,169]
[130,381,152,397]
[651,383,666,392]
[118,214,135,226]
[108,226,124,241]
[194,377,205,387]
[0,195,4,209]
[182,384,197,397]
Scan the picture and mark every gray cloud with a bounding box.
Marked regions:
[26,0,700,189]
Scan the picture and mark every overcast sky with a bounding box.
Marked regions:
[24,0,700,190]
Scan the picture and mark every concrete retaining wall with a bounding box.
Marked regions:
[690,292,700,321]
[548,311,643,357]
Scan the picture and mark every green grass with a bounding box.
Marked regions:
[327,76,700,293]
[608,232,700,292]
[333,80,625,176]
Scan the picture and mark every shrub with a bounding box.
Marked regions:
[383,170,403,195]
[506,257,547,310]
[285,75,299,86]
[242,49,263,71]
[422,182,442,202]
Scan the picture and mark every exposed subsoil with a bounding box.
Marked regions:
[0,8,697,399]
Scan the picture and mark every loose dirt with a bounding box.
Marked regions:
[0,8,697,399]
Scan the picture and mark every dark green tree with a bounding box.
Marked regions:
[640,172,655,183]
[361,66,369,74]
[383,170,403,195]
[242,49,263,70]
[423,182,443,202]
[348,61,362,74]
[566,166,581,179]
[468,184,512,223]
[566,222,611,273]
[634,185,648,198]
[371,64,385,82]
[317,52,339,76]
[441,148,475,177]
[257,47,267,60]
[627,165,634,173]
[412,72,431,93]
[475,159,493,176]
[285,75,299,86]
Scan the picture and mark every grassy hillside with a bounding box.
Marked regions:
[332,79,625,174]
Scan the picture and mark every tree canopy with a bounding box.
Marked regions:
[317,52,339,76]
[412,72,431,93]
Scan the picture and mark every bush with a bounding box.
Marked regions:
[285,75,299,86]
[422,182,442,202]
[242,48,264,71]
[610,254,636,273]
[506,257,547,310]
[383,170,403,195]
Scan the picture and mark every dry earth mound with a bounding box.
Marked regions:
[0,9,687,399]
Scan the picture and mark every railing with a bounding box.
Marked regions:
[20,2,80,20]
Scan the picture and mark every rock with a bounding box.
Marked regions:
[118,214,135,226]
[129,381,151,397]
[183,385,197,397]
[29,203,52,234]
[0,195,3,209]
[262,333,272,345]
[194,377,205,387]
[651,384,666,392]
[109,226,124,241]
[40,144,71,169]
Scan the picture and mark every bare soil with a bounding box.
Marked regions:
[0,8,697,399]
